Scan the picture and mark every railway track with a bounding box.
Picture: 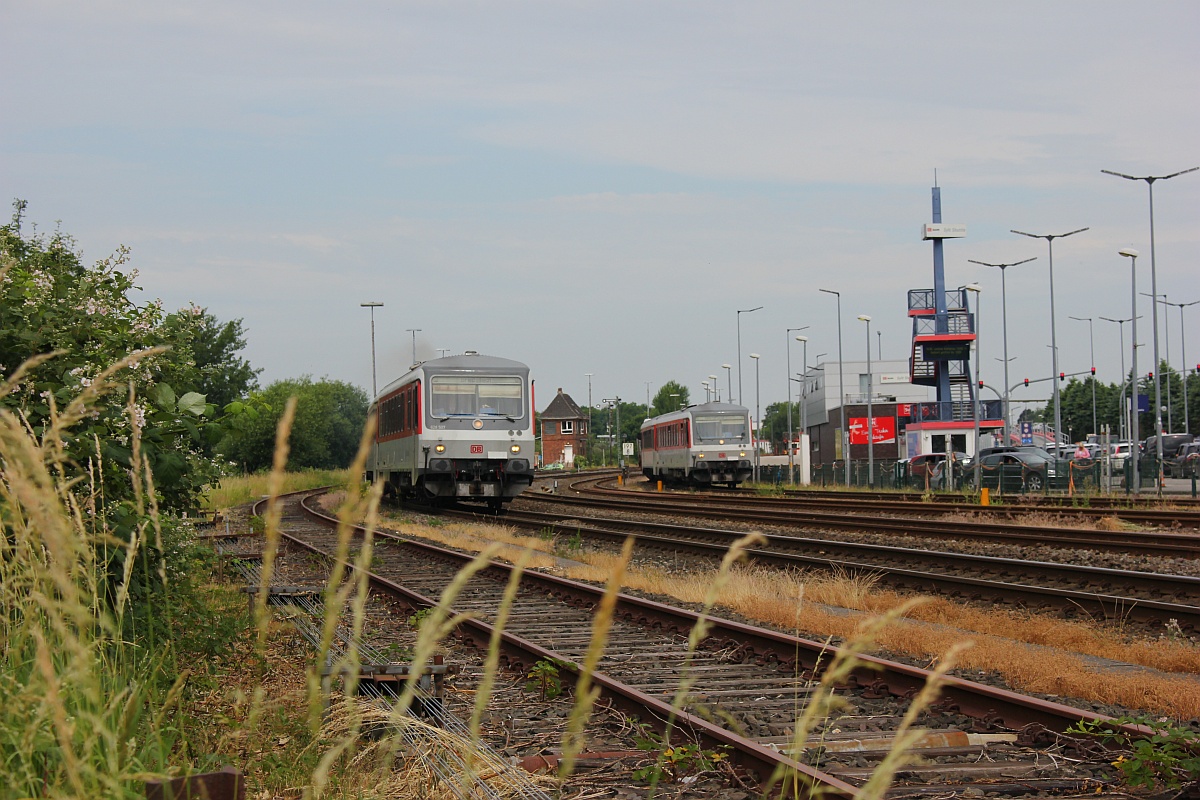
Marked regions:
[539,475,1200,559]
[254,490,1179,798]
[459,505,1200,630]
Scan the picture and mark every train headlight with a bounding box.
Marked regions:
[472,419,483,430]
[739,451,746,457]
[719,439,725,445]
[510,444,521,453]
[435,443,446,453]
[697,453,705,459]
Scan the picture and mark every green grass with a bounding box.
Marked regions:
[202,468,358,511]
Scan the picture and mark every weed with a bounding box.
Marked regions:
[1067,716,1200,788]
[249,514,266,535]
[555,529,584,556]
[536,525,558,541]
[407,607,434,630]
[632,725,728,783]
[525,659,563,701]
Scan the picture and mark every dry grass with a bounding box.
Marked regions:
[353,503,1200,721]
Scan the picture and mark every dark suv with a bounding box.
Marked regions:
[973,450,1059,492]
[1142,433,1195,474]
[1167,442,1200,478]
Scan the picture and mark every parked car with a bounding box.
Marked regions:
[1166,442,1200,478]
[973,450,1060,493]
[1141,433,1196,473]
[901,452,968,488]
[1107,442,1135,471]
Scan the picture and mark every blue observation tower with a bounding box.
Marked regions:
[904,186,1003,459]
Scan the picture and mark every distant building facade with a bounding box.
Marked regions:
[540,388,589,466]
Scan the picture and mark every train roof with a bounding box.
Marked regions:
[374,352,529,401]
[640,401,749,428]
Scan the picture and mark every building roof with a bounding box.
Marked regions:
[541,388,586,420]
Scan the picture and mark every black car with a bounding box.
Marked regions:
[1166,442,1200,478]
[973,450,1059,493]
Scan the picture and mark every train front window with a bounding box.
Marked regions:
[693,414,747,443]
[430,375,524,419]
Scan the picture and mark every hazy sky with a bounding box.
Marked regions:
[4,2,1198,418]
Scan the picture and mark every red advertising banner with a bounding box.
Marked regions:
[848,416,896,445]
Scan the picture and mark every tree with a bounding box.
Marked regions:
[220,377,368,472]
[0,206,242,515]
[651,381,690,416]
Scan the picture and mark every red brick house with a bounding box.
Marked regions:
[540,388,589,466]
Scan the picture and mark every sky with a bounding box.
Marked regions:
[3,1,1198,420]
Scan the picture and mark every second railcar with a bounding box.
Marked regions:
[366,352,535,510]
[639,402,753,487]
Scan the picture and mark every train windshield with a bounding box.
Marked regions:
[693,414,748,443]
[430,375,524,418]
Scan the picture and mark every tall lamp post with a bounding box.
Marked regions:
[736,307,763,405]
[1120,249,1141,495]
[702,381,711,403]
[709,375,720,402]
[786,326,811,484]
[968,257,1036,444]
[1011,227,1089,456]
[1068,315,1097,438]
[405,328,422,365]
[1160,300,1200,435]
[1103,167,1198,487]
[857,316,873,487]
[963,285,982,490]
[750,353,761,482]
[721,364,732,404]
[820,288,850,485]
[1100,316,1135,441]
[360,302,384,398]
[1141,292,1173,431]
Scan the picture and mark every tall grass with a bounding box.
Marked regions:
[2,353,977,799]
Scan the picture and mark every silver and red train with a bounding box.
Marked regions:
[366,352,535,510]
[639,401,754,487]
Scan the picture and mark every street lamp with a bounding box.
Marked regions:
[963,284,982,490]
[709,375,719,402]
[1103,166,1198,488]
[670,393,680,411]
[968,257,1036,444]
[721,364,732,405]
[749,353,761,482]
[1141,292,1173,431]
[1119,248,1141,495]
[1159,300,1200,435]
[736,307,763,406]
[360,302,384,397]
[405,328,422,365]
[820,288,850,485]
[1011,227,1089,457]
[857,316,873,487]
[1100,316,1136,441]
[1068,316,1097,438]
[702,381,711,403]
[786,327,810,484]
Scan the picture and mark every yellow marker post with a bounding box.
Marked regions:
[617,474,624,486]
[980,487,990,506]
[657,480,663,492]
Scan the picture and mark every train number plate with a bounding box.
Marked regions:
[470,444,484,454]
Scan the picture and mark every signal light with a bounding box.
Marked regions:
[1059,372,1065,382]
[1023,378,1029,388]
[1090,366,1096,376]
[978,380,984,389]
[1149,372,1154,380]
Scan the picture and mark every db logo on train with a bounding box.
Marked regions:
[470,444,484,454]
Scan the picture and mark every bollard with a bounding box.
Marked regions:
[1193,473,1197,499]
[657,480,663,492]
[617,474,623,486]
[980,487,990,506]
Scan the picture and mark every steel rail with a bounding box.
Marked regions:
[538,479,1200,558]
[464,507,1200,629]
[256,491,1167,798]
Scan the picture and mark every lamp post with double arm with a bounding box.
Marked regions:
[786,326,810,484]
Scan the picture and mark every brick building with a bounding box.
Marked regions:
[540,388,589,466]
